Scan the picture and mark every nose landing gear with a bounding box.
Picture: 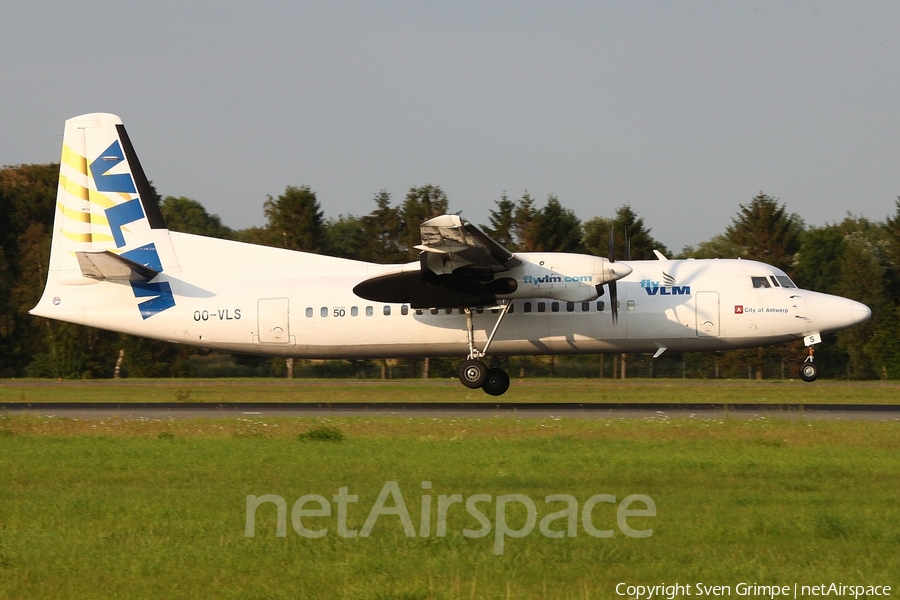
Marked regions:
[799,343,819,382]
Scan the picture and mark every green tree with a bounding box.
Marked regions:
[262,185,327,252]
[512,192,539,251]
[0,245,14,375]
[483,193,518,251]
[885,198,900,262]
[882,198,900,301]
[583,205,670,260]
[679,234,743,259]
[836,232,888,378]
[725,192,803,273]
[399,185,449,259]
[792,226,846,293]
[531,195,582,253]
[232,226,270,246]
[864,305,900,379]
[160,196,234,238]
[0,163,59,245]
[360,190,404,263]
[325,214,368,260]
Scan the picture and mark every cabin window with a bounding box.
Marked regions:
[538,302,546,313]
[581,301,590,312]
[551,302,560,313]
[775,275,797,288]
[306,307,313,318]
[566,302,575,312]
[415,309,423,315]
[491,308,499,314]
[597,301,605,312]
[476,307,484,314]
[366,306,374,316]
[383,305,391,316]
[351,306,358,317]
[445,308,453,315]
[431,308,439,315]
[627,300,636,311]
[507,303,514,313]
[524,302,532,313]
[401,305,409,315]
[320,307,328,317]
[751,276,771,288]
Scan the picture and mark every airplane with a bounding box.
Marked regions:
[31,113,871,395]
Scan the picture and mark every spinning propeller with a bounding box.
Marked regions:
[603,223,630,325]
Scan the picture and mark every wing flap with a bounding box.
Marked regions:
[417,215,519,275]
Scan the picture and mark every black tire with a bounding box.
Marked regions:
[799,361,819,383]
[482,367,511,396]
[459,359,487,389]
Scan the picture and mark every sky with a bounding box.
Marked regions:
[2,1,899,252]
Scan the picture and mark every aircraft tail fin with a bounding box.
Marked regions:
[32,113,179,321]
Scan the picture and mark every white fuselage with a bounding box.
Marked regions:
[33,232,870,359]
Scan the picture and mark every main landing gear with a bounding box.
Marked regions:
[457,302,512,396]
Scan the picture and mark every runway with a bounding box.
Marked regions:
[2,402,899,420]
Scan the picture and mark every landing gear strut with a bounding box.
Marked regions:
[798,332,822,383]
[799,346,819,382]
[457,302,512,395]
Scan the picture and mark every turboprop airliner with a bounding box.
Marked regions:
[31,113,871,395]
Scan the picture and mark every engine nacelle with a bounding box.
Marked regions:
[497,252,632,302]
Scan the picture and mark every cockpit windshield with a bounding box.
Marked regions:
[752,275,797,289]
[774,275,796,288]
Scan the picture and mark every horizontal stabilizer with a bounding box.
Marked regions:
[76,251,160,281]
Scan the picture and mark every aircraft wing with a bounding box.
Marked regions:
[415,215,520,275]
[353,215,520,308]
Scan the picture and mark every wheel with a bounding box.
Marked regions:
[799,360,819,382]
[459,359,487,389]
[482,367,510,396]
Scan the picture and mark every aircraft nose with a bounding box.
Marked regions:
[850,300,871,325]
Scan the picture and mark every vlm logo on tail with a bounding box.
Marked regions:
[88,139,175,319]
[641,272,691,296]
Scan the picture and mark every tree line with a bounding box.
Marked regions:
[2,161,899,379]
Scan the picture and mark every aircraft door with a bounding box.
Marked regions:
[695,291,720,337]
[257,298,292,344]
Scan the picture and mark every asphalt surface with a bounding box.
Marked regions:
[2,402,899,420]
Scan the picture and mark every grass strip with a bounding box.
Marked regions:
[0,415,897,598]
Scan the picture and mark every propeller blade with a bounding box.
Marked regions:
[607,221,620,324]
[610,280,618,324]
[608,222,616,263]
[624,227,631,261]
